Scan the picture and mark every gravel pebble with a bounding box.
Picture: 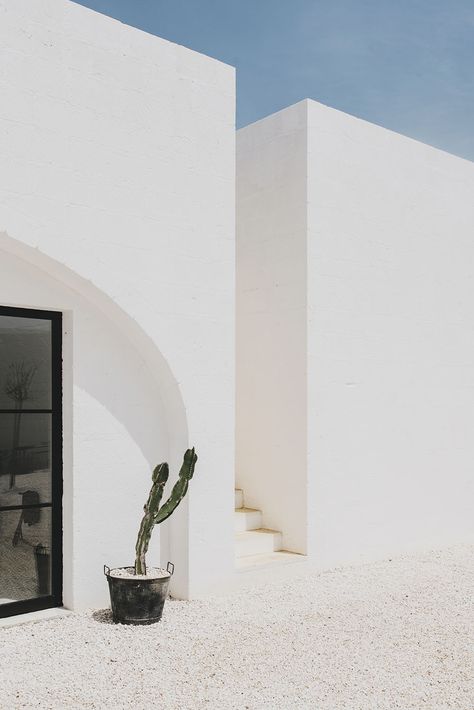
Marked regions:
[1,545,472,710]
[107,567,169,579]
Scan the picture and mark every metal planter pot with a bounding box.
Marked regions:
[104,562,174,625]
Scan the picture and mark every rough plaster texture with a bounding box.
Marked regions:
[237,99,474,567]
[0,0,235,605]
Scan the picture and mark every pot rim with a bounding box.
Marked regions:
[104,561,174,581]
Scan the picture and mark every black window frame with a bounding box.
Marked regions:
[0,305,63,618]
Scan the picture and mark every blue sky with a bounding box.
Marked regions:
[74,0,474,161]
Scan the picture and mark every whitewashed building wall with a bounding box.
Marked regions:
[307,99,474,565]
[237,99,474,568]
[236,102,309,554]
[0,0,235,607]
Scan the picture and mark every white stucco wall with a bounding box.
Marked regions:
[0,0,235,605]
[0,249,170,608]
[307,99,474,566]
[237,99,474,569]
[236,103,308,553]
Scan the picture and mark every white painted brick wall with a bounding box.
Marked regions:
[237,99,474,569]
[236,102,308,553]
[0,0,235,605]
[307,99,474,565]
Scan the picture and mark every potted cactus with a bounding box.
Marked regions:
[104,447,197,625]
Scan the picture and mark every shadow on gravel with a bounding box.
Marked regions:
[91,609,114,624]
[91,596,181,625]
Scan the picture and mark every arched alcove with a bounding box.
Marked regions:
[0,231,188,609]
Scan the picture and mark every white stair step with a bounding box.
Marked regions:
[234,489,243,509]
[235,529,282,558]
[234,507,262,532]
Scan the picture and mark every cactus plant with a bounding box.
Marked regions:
[134,447,197,575]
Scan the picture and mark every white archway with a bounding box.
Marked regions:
[0,230,189,608]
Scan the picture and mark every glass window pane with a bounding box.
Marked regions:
[0,507,52,604]
[0,414,51,504]
[0,315,52,410]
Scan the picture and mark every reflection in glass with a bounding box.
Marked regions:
[0,310,57,614]
[0,414,51,501]
[0,507,52,604]
[0,316,51,410]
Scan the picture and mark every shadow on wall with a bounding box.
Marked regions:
[0,230,188,469]
[0,230,190,606]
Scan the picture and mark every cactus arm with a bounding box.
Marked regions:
[153,448,198,526]
[134,462,169,575]
[133,448,197,576]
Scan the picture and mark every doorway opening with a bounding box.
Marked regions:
[0,305,62,618]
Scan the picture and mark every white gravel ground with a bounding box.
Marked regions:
[1,546,473,710]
